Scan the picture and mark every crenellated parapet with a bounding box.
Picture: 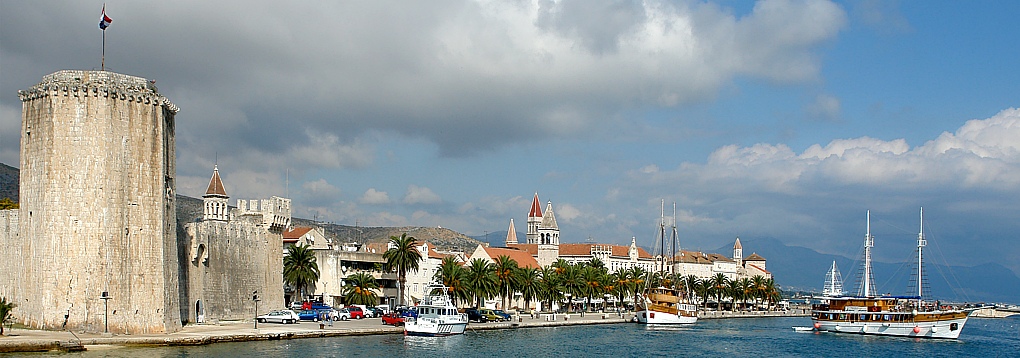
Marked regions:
[18,70,179,113]
[236,196,291,232]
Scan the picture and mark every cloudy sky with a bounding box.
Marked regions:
[2,1,1018,276]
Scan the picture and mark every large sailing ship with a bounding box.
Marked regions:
[810,209,974,339]
[637,202,698,325]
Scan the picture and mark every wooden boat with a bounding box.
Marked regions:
[810,209,975,339]
[637,202,698,325]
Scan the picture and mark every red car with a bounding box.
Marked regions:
[346,306,365,319]
[381,312,404,326]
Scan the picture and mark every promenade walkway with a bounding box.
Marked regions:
[0,310,808,353]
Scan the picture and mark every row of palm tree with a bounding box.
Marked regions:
[285,232,783,311]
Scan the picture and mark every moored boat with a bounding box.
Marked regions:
[637,201,698,325]
[810,209,975,339]
[403,285,468,337]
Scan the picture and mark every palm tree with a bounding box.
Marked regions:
[559,264,584,313]
[695,278,712,308]
[538,267,563,312]
[434,256,469,306]
[762,277,781,309]
[493,255,520,309]
[580,266,606,313]
[751,275,767,309]
[0,297,15,335]
[342,272,380,306]
[629,267,648,308]
[587,257,606,272]
[464,258,497,308]
[726,279,744,312]
[383,233,421,306]
[710,273,729,310]
[283,244,320,302]
[516,267,542,312]
[682,274,700,301]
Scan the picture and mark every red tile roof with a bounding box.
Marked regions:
[744,253,766,261]
[529,193,543,218]
[481,247,541,269]
[204,166,228,197]
[507,243,652,260]
[283,227,313,243]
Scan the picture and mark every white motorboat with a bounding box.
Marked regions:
[403,285,469,337]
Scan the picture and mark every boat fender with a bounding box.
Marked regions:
[931,326,938,333]
[813,322,820,329]
[913,326,920,333]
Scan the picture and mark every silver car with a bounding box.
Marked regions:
[257,310,300,324]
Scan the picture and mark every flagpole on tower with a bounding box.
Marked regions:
[99,4,113,71]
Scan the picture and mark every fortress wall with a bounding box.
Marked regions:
[183,218,284,323]
[0,210,22,302]
[14,70,181,334]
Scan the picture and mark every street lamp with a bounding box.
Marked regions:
[252,291,260,329]
[100,291,112,334]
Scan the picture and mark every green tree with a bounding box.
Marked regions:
[539,267,563,312]
[434,256,469,306]
[559,264,584,313]
[0,297,15,335]
[516,267,542,312]
[751,275,767,308]
[0,198,17,210]
[464,258,497,308]
[580,265,609,313]
[383,233,421,306]
[710,273,730,310]
[283,244,319,302]
[342,272,380,306]
[493,255,520,310]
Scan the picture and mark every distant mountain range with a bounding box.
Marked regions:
[712,237,1020,304]
[471,230,1019,303]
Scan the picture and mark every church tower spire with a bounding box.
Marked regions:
[526,193,542,244]
[733,236,743,267]
[505,219,518,246]
[203,165,230,221]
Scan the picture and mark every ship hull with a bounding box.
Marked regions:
[811,315,969,339]
[404,319,467,336]
[636,308,698,324]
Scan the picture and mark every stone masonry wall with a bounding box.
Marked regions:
[0,210,22,303]
[11,70,181,334]
[182,216,284,323]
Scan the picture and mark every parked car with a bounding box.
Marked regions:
[346,306,365,319]
[297,309,321,321]
[381,312,405,326]
[256,310,300,324]
[364,307,383,318]
[493,309,513,321]
[331,308,352,321]
[478,308,507,322]
[374,305,392,315]
[464,308,485,323]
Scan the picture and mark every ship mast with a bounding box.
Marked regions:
[917,207,927,298]
[859,210,876,297]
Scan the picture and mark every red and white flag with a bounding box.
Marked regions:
[99,5,113,30]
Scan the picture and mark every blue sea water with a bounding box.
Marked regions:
[20,316,1019,357]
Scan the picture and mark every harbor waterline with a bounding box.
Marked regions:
[5,316,1017,357]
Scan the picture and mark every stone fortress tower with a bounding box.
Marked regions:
[7,70,181,334]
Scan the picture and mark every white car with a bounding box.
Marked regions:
[331,308,352,321]
[257,310,300,324]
